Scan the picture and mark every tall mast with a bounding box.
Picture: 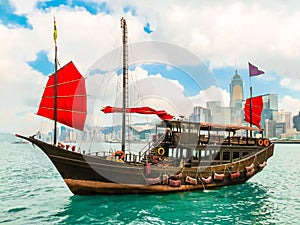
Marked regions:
[249,85,253,137]
[120,17,128,153]
[53,17,58,145]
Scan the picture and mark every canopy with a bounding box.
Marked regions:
[101,106,174,120]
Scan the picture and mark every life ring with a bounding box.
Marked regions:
[58,142,65,148]
[263,139,270,147]
[257,139,264,146]
[115,150,124,159]
[157,147,165,156]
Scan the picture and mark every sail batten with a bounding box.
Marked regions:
[37,61,87,131]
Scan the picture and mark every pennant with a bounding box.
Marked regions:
[249,62,264,77]
[53,17,57,44]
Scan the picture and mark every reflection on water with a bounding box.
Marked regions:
[55,182,278,225]
[1,142,300,225]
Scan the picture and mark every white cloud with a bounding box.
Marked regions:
[280,78,300,91]
[85,66,194,127]
[2,0,300,134]
[279,95,300,116]
[191,86,230,108]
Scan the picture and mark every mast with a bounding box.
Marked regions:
[53,17,58,145]
[249,85,253,137]
[120,17,128,153]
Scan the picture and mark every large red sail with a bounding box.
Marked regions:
[37,61,87,130]
[244,96,263,129]
[101,106,174,120]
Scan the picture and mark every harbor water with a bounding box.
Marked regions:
[1,140,299,224]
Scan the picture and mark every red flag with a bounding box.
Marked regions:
[249,62,264,77]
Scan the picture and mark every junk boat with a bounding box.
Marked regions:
[16,18,274,195]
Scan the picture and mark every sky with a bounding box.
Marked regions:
[1,0,300,134]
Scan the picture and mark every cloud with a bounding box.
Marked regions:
[141,1,300,83]
[280,77,300,91]
[191,86,230,108]
[85,66,194,127]
[279,95,300,116]
[2,0,300,134]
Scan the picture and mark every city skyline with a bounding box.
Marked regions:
[1,1,300,135]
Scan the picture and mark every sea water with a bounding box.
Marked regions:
[0,140,299,224]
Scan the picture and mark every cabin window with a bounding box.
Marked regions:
[233,152,240,159]
[242,151,249,157]
[193,149,198,159]
[190,124,199,134]
[182,149,187,158]
[171,123,180,133]
[201,150,209,160]
[212,150,220,160]
[222,151,231,161]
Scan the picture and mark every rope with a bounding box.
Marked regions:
[252,153,257,164]
[198,174,206,191]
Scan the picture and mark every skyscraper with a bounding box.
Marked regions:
[229,70,244,124]
[293,112,300,131]
[230,70,244,103]
[261,94,278,137]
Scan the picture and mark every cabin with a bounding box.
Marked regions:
[138,120,269,167]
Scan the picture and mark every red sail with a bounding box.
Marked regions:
[37,61,87,131]
[101,106,174,120]
[244,96,263,129]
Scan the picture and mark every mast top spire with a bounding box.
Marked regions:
[120,17,126,28]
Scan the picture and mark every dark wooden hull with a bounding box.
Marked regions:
[17,135,274,195]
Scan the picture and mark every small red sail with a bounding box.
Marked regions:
[244,96,263,129]
[37,61,87,131]
[101,106,174,120]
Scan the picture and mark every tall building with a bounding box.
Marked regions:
[206,101,231,124]
[293,112,300,131]
[259,94,278,136]
[265,119,276,138]
[229,70,244,124]
[230,70,244,104]
[278,110,292,129]
[261,94,278,124]
[189,106,211,122]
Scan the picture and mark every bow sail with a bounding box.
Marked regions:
[244,95,263,128]
[101,106,174,120]
[37,61,87,131]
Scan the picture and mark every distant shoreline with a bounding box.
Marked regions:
[272,140,300,144]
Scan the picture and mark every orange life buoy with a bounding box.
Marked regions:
[115,150,124,159]
[263,139,270,147]
[257,139,264,146]
[58,142,65,148]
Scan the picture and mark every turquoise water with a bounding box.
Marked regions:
[1,142,299,224]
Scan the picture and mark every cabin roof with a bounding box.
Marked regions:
[158,120,263,132]
[198,122,262,132]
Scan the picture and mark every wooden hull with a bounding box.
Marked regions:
[17,135,274,195]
